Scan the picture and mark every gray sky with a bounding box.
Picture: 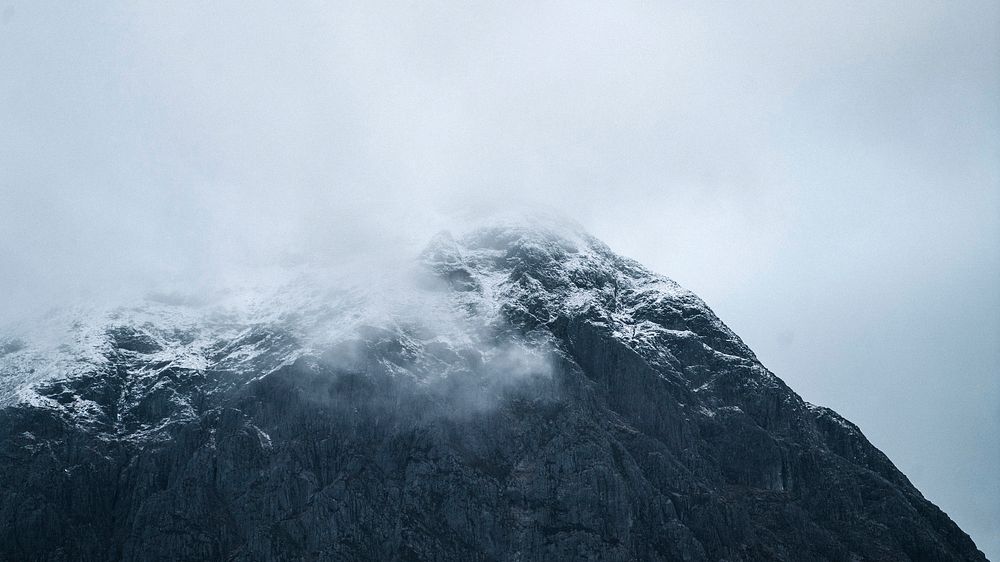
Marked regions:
[1,1,997,556]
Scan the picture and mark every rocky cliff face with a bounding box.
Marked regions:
[0,220,987,561]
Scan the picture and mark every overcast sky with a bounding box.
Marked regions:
[1,1,997,556]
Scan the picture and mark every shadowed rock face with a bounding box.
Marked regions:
[0,221,987,561]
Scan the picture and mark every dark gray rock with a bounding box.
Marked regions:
[0,221,987,561]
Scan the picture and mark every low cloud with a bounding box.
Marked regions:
[1,2,996,555]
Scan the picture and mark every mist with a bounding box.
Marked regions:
[1,1,997,556]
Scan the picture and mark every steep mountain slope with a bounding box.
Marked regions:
[0,219,987,561]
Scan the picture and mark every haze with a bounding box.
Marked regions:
[1,1,997,557]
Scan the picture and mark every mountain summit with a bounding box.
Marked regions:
[0,219,986,561]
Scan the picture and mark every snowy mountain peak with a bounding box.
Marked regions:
[0,220,986,560]
[1,220,751,411]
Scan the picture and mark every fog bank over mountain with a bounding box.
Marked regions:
[1,1,997,557]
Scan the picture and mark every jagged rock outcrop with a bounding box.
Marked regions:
[0,219,987,561]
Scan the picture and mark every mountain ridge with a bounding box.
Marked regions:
[0,219,986,561]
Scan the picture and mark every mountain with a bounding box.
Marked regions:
[0,218,987,561]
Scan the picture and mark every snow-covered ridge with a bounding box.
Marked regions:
[429,217,759,368]
[1,218,762,417]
